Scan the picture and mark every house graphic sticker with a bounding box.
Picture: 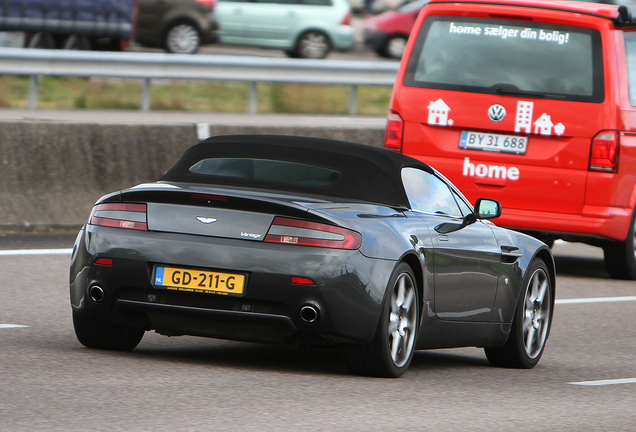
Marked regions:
[428,99,453,126]
[534,113,554,135]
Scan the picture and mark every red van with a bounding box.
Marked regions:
[386,0,636,279]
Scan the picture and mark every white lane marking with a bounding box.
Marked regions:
[556,296,636,305]
[0,248,73,256]
[570,378,636,386]
[0,324,29,329]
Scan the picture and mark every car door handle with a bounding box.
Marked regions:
[437,234,449,242]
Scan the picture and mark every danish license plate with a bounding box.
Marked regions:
[459,131,528,154]
[154,266,246,296]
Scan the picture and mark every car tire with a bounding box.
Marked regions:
[484,258,553,369]
[73,312,144,351]
[380,35,407,59]
[164,22,201,54]
[344,262,418,377]
[63,34,90,50]
[27,32,54,49]
[603,208,636,280]
[292,31,332,59]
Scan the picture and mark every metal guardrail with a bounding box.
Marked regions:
[0,47,399,115]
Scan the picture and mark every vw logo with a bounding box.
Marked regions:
[196,217,218,224]
[488,105,506,123]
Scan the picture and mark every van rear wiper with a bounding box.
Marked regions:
[490,83,566,100]
[490,83,546,98]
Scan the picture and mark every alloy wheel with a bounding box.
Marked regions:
[166,24,200,54]
[387,272,417,367]
[298,32,330,59]
[522,268,551,359]
[386,37,406,59]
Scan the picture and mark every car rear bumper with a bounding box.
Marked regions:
[70,225,395,345]
[202,18,220,44]
[330,25,355,51]
[363,28,388,50]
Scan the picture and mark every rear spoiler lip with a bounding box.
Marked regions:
[426,1,633,27]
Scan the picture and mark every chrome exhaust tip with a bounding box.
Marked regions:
[299,304,320,324]
[89,285,105,303]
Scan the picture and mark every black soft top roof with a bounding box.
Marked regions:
[160,135,433,208]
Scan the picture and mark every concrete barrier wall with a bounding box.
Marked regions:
[0,120,385,231]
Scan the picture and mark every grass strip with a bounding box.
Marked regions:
[0,76,391,115]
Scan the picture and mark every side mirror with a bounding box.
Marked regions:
[475,198,502,220]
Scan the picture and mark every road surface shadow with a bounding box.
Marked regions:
[125,337,492,376]
[133,340,351,376]
[409,350,490,370]
[553,255,608,279]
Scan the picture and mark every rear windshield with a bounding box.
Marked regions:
[404,16,604,102]
[160,137,416,207]
[190,158,340,186]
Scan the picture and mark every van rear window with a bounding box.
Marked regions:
[404,17,603,103]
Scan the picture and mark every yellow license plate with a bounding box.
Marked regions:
[154,266,245,296]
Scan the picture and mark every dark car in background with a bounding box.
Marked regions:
[364,0,426,59]
[0,0,136,50]
[135,0,219,54]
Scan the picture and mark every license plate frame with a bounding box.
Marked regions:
[153,266,246,296]
[459,131,528,155]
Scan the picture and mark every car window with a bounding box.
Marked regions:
[299,0,333,4]
[398,0,427,13]
[453,190,473,217]
[190,158,340,186]
[624,32,636,106]
[404,16,604,103]
[402,167,463,217]
[252,0,295,3]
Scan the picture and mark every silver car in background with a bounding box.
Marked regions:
[216,0,354,58]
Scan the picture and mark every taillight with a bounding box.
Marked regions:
[384,110,404,152]
[194,0,215,8]
[89,203,148,231]
[264,217,362,250]
[191,193,228,201]
[341,11,351,26]
[291,277,315,285]
[590,131,619,173]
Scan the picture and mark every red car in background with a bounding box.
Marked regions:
[363,0,427,59]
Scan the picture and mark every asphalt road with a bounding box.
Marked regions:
[1,235,635,431]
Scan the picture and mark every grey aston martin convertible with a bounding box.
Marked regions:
[70,135,555,377]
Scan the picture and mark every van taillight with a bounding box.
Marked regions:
[590,131,619,173]
[341,12,351,26]
[89,203,148,231]
[384,110,403,153]
[264,217,362,250]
